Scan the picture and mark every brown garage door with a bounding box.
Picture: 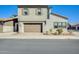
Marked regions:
[24,23,42,32]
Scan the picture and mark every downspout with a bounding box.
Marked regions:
[47,8,50,19]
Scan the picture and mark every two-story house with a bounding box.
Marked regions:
[17,5,68,33]
[18,5,50,33]
[2,5,68,34]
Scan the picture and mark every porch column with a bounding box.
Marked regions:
[18,22,24,33]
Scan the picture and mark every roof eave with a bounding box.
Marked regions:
[51,13,68,20]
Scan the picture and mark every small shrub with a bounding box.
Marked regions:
[56,28,63,35]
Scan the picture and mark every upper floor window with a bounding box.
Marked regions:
[23,8,28,15]
[36,8,41,15]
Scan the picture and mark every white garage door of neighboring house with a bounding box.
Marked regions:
[24,23,42,33]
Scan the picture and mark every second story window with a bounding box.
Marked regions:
[36,8,41,15]
[23,8,28,15]
[24,11,28,15]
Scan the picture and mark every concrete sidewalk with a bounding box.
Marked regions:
[0,32,79,39]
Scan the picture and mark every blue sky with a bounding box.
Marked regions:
[0,5,17,18]
[51,5,79,24]
[0,5,79,24]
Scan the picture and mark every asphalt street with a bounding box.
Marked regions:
[0,39,79,54]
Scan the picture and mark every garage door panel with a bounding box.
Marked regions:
[24,23,42,32]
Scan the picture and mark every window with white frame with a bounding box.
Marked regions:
[62,22,66,28]
[54,22,58,28]
[58,22,62,27]
[54,22,67,28]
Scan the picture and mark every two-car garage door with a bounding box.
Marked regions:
[24,23,42,33]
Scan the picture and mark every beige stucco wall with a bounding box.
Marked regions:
[50,14,68,23]
[18,8,48,21]
[43,14,68,33]
[43,20,53,33]
[50,14,68,30]
[3,26,13,32]
[18,7,68,33]
[18,7,49,33]
[3,21,13,32]
[18,14,68,33]
[18,22,24,33]
[18,8,23,16]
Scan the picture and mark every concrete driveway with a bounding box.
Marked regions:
[0,39,79,54]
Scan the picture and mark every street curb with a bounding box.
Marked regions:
[0,36,79,40]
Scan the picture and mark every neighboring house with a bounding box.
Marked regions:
[0,18,18,33]
[17,5,68,33]
[68,24,79,31]
[3,18,15,32]
[74,24,79,30]
[0,18,4,33]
